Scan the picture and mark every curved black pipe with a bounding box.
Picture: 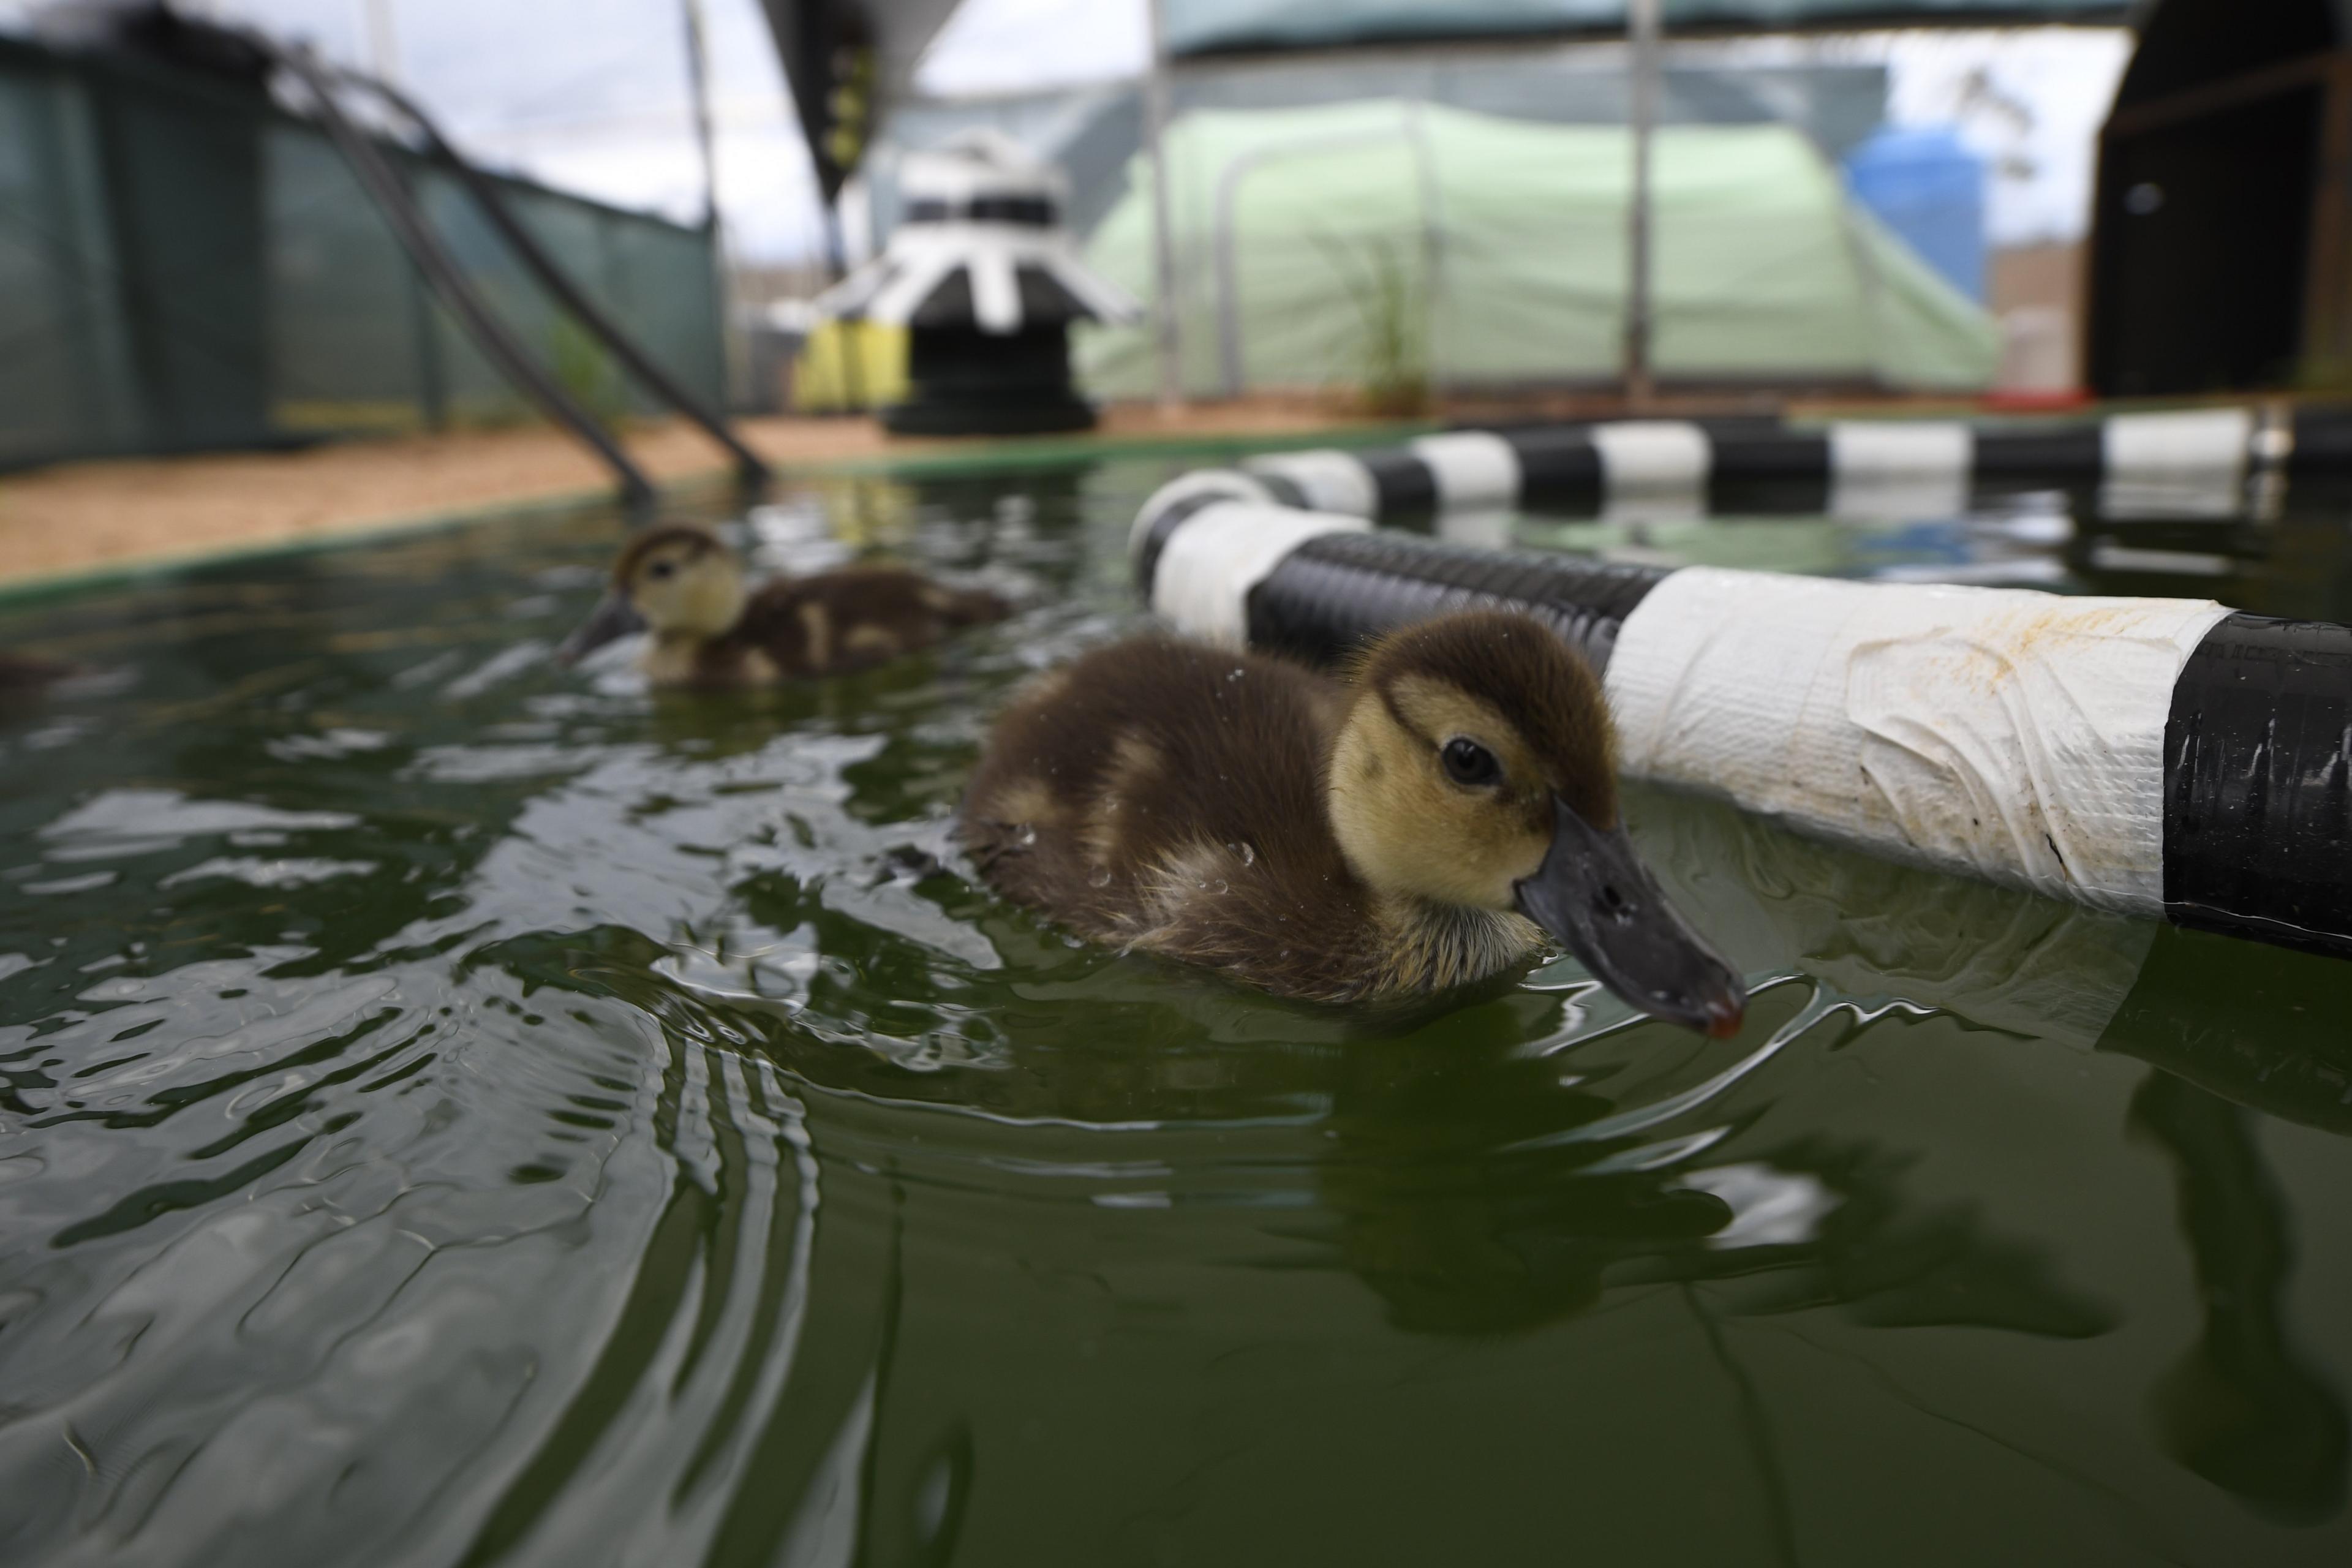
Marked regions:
[333,67,771,492]
[274,45,659,511]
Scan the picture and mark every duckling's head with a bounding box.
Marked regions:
[1329,610,1744,1036]
[557,524,750,663]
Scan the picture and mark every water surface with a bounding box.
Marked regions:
[2,457,2350,1567]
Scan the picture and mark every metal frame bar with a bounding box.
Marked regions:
[1212,125,1415,399]
[333,66,770,488]
[277,45,658,508]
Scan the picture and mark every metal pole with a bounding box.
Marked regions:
[1144,0,1183,409]
[285,48,658,507]
[341,66,771,483]
[680,0,749,413]
[1213,127,1409,401]
[1624,0,1660,410]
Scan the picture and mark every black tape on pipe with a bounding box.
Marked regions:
[2164,612,2352,957]
[1358,449,1439,513]
[1500,428,1605,504]
[1705,431,1833,513]
[1243,530,1671,673]
[1706,431,1832,481]
[1972,426,2107,477]
[2288,409,2352,475]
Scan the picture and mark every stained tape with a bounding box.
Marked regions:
[1604,567,2230,914]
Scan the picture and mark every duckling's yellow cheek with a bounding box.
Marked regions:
[630,578,679,624]
[1492,818,1549,881]
[1422,799,1548,903]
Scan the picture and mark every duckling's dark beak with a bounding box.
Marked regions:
[556,590,646,666]
[1514,795,1747,1038]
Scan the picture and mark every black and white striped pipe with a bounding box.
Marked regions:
[1238,407,2350,521]
[1129,474,2352,959]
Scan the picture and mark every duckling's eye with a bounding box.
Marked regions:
[1441,737,1501,788]
[647,560,677,581]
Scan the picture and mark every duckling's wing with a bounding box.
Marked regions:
[737,571,1005,677]
[964,637,1375,994]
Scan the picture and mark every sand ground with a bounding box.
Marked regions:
[0,399,1407,593]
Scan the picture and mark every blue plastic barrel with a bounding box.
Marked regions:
[1842,126,1988,304]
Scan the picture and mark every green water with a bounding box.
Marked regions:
[2,457,2351,1567]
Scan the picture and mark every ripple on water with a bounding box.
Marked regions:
[2,472,2351,1565]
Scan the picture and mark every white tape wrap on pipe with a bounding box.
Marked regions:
[1409,431,1522,510]
[1604,567,2232,914]
[1828,421,1973,477]
[1149,502,1370,648]
[1828,423,1973,522]
[1129,469,1274,565]
[2103,407,2253,480]
[1591,421,1712,490]
[1246,450,1379,517]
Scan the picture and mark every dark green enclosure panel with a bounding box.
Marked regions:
[87,63,271,451]
[0,35,723,470]
[0,54,140,466]
[265,126,437,434]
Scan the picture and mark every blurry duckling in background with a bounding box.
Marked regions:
[557,522,1009,687]
[0,650,78,710]
[962,609,1745,1034]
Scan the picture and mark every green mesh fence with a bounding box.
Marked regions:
[0,34,724,470]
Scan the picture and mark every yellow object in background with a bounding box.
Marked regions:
[791,320,908,413]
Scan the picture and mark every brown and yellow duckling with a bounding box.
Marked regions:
[557,522,1009,687]
[961,609,1746,1033]
[0,650,78,710]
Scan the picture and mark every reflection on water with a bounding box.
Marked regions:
[1,461,2350,1566]
[2133,1074,2348,1525]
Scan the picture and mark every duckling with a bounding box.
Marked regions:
[0,650,77,709]
[961,609,1746,1034]
[556,522,1008,687]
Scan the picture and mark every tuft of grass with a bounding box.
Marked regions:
[1315,232,1431,418]
[549,315,631,431]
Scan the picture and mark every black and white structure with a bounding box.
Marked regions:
[1130,469,2352,960]
[818,130,1139,436]
[1235,407,2352,522]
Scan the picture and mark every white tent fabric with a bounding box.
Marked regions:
[1076,100,2002,397]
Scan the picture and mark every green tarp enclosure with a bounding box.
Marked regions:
[0,32,724,470]
[1075,100,2001,399]
[1163,0,2136,56]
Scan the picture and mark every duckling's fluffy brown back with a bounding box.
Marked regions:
[687,568,1008,686]
[962,636,1528,1000]
[0,650,76,705]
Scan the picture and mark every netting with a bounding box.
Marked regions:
[0,36,724,470]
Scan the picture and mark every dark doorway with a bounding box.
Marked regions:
[2090,86,2323,396]
[2087,0,2347,397]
